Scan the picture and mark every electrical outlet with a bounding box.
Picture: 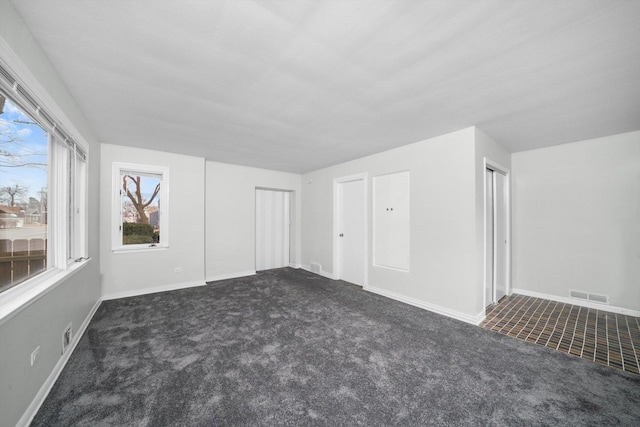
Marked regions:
[31,346,40,366]
[173,267,183,273]
[62,323,72,354]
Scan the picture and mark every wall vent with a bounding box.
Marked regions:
[310,262,321,274]
[569,290,609,305]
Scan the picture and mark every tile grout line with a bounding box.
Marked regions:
[543,302,566,347]
[622,316,640,370]
[568,306,582,355]
[503,296,538,335]
[483,295,516,327]
[532,300,557,343]
[593,309,598,362]
[494,295,520,319]
[634,317,640,371]
[542,300,558,337]
[555,304,575,351]
[566,305,582,352]
[579,308,590,358]
[605,313,610,366]
[524,299,552,341]
[484,296,512,325]
[615,314,625,371]
[586,308,597,361]
[496,296,531,333]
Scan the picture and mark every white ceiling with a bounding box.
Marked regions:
[11,0,640,173]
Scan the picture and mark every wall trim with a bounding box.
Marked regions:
[17,298,102,427]
[364,285,486,325]
[205,271,256,283]
[300,264,337,280]
[102,280,206,301]
[289,263,302,269]
[512,288,640,317]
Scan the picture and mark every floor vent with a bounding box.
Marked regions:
[310,262,321,274]
[570,290,609,304]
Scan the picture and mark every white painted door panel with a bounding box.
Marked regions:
[485,168,494,306]
[338,179,365,286]
[373,171,410,271]
[256,189,290,271]
[494,172,507,301]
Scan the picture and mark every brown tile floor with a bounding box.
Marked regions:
[481,294,640,375]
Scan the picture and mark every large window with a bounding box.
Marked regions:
[0,62,88,296]
[112,163,168,251]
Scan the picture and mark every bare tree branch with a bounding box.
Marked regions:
[0,184,29,207]
[122,174,161,224]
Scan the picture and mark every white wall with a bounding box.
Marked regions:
[302,127,490,323]
[512,131,640,312]
[100,144,206,298]
[206,161,301,281]
[0,2,101,425]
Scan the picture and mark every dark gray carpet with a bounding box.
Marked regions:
[32,268,640,426]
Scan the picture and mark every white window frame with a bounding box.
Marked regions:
[0,52,89,323]
[111,162,169,253]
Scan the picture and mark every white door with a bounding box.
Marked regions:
[485,169,494,305]
[493,171,508,301]
[373,171,410,271]
[485,168,508,305]
[337,179,365,286]
[255,189,290,271]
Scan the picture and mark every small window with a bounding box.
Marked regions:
[112,163,169,251]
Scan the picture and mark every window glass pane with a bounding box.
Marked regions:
[73,152,87,258]
[0,95,48,293]
[121,173,161,246]
[68,147,74,260]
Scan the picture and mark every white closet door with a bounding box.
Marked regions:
[494,172,507,301]
[256,189,290,271]
[373,171,410,271]
[337,179,365,286]
[485,168,508,305]
[485,168,494,306]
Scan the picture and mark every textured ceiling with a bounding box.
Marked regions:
[10,0,640,173]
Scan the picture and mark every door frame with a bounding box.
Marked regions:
[333,173,368,285]
[483,158,511,308]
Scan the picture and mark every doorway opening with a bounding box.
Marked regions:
[485,161,510,307]
[255,188,291,271]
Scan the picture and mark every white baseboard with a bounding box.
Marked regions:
[102,280,206,301]
[205,270,256,283]
[17,298,102,427]
[300,264,337,280]
[512,288,640,317]
[289,263,301,269]
[364,285,486,325]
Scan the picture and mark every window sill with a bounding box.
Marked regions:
[112,246,169,254]
[0,258,91,326]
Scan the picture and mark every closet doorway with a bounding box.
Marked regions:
[255,188,291,271]
[485,163,510,306]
